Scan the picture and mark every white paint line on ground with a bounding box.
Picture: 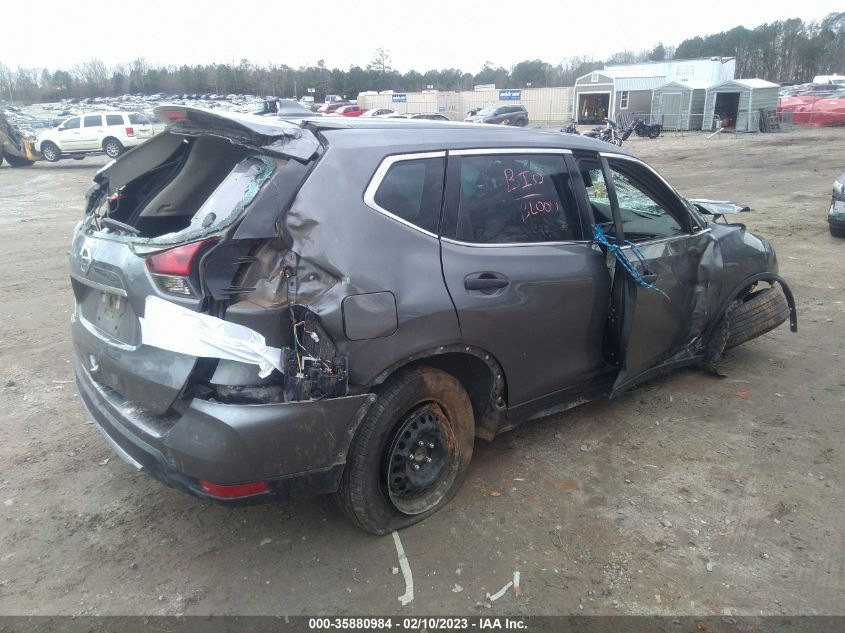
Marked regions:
[392,531,414,606]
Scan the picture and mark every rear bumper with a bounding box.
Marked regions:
[75,360,373,503]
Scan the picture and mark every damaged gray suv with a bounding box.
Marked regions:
[70,106,796,534]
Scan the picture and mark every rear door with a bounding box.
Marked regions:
[573,151,713,395]
[80,114,104,150]
[439,148,611,407]
[659,93,683,130]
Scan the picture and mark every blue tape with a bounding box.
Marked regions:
[593,225,670,300]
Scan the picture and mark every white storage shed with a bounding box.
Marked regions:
[703,79,780,132]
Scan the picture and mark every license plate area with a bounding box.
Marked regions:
[95,292,127,337]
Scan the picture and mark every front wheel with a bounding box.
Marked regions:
[336,367,475,535]
[830,224,845,238]
[103,138,124,158]
[40,142,61,162]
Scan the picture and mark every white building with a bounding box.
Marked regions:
[574,58,736,124]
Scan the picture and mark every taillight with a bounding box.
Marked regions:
[145,238,217,295]
[161,109,189,121]
[200,480,269,498]
[125,126,135,137]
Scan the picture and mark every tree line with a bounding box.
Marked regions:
[1,13,842,104]
[676,12,844,82]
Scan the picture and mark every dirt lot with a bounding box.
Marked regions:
[0,127,843,617]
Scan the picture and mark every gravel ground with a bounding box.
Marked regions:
[0,126,843,617]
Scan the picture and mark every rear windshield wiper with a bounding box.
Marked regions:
[101,218,141,236]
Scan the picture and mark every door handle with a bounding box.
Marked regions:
[464,273,509,291]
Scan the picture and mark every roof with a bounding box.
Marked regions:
[605,56,736,69]
[305,117,635,156]
[654,80,711,91]
[615,76,668,91]
[712,78,780,90]
[155,105,637,159]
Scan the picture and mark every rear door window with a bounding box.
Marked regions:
[83,115,103,127]
[128,113,150,125]
[455,153,582,244]
[371,156,445,234]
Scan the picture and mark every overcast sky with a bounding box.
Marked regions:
[3,0,842,72]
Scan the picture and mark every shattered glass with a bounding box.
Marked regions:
[155,154,276,242]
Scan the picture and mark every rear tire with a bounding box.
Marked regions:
[515,119,527,127]
[40,141,61,162]
[648,126,661,139]
[725,287,790,349]
[336,367,475,535]
[103,138,124,158]
[830,224,845,238]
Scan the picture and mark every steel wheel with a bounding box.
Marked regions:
[336,366,475,534]
[385,402,459,515]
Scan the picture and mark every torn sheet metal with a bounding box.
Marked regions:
[139,296,282,378]
[153,105,321,162]
[688,199,751,216]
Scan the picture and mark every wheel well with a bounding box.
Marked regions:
[382,351,507,440]
[702,273,797,349]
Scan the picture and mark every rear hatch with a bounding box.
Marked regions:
[70,106,321,414]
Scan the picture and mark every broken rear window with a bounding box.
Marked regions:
[96,134,278,245]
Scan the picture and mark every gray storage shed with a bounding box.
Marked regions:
[650,81,709,130]
[703,79,780,132]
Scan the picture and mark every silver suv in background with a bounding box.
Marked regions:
[464,104,529,126]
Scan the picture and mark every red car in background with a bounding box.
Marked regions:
[317,102,351,114]
[333,105,367,117]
